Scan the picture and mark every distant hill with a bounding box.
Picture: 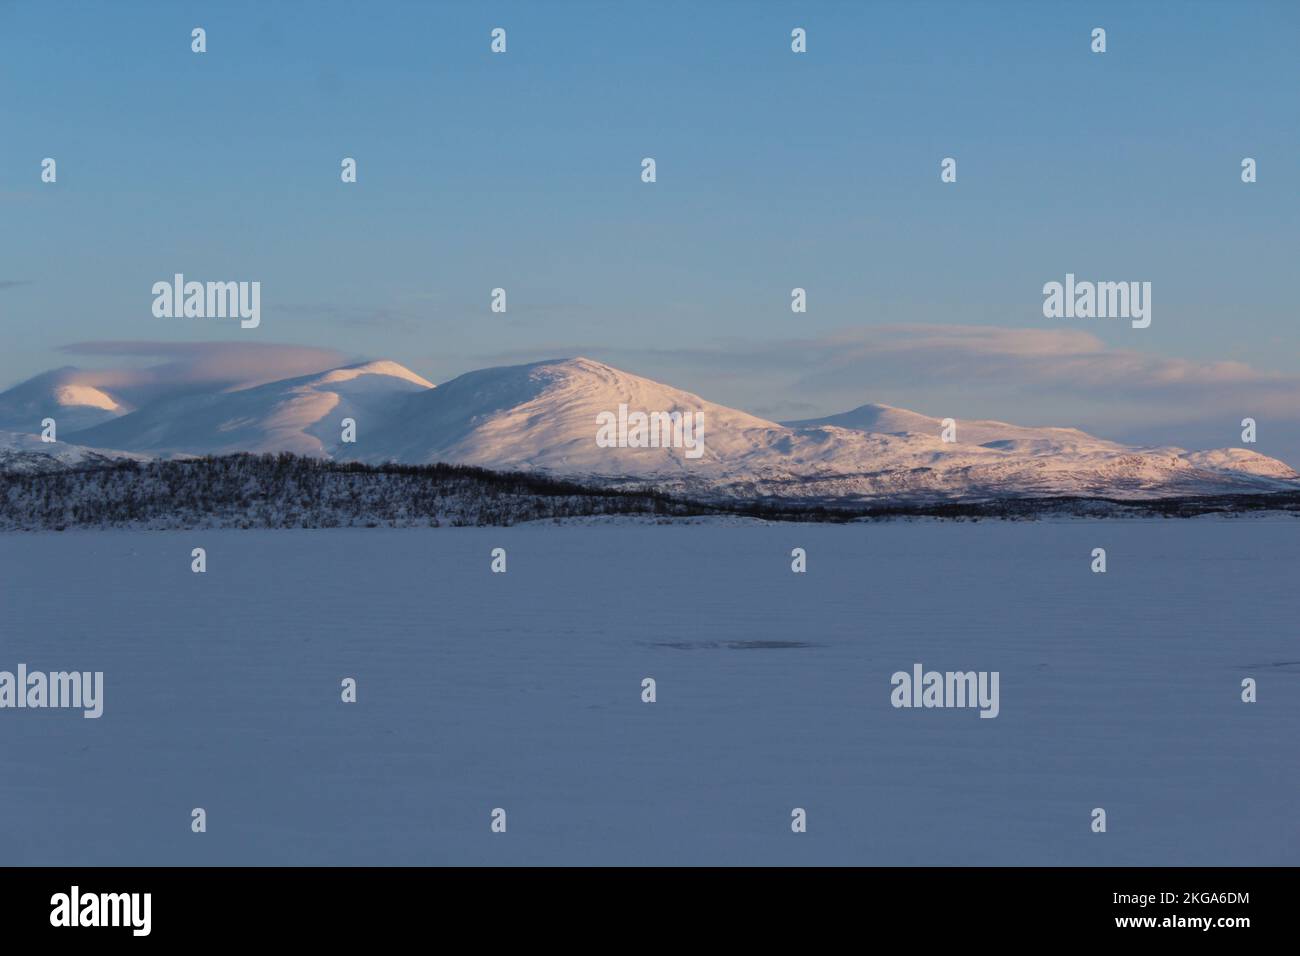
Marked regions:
[1,356,1296,505]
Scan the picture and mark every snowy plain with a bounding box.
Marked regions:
[0,519,1296,866]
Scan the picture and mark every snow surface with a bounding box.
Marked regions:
[0,368,129,434]
[785,402,1111,447]
[0,431,151,474]
[353,358,1300,501]
[68,361,432,458]
[3,356,1297,502]
[1,520,1295,865]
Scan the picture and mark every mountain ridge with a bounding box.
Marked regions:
[1,355,1295,504]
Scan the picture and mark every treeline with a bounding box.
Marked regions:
[0,454,718,530]
[2,453,1298,531]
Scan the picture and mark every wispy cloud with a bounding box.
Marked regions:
[766,325,1298,413]
[55,341,352,404]
[582,325,1300,420]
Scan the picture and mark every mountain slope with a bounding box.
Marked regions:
[346,358,1299,502]
[0,431,150,474]
[785,403,1121,449]
[67,361,433,457]
[6,355,1296,503]
[355,357,780,476]
[0,368,131,435]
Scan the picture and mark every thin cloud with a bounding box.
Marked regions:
[777,325,1298,415]
[55,341,353,404]
[573,325,1300,422]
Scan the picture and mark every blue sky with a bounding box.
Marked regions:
[2,1,1298,461]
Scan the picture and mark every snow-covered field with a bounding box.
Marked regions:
[1,519,1295,866]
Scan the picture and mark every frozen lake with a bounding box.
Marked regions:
[1,518,1296,865]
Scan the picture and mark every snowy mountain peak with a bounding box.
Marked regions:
[310,360,434,390]
[3,355,1297,504]
[52,383,123,411]
[338,358,1298,501]
[0,368,131,434]
[786,403,1101,447]
[63,358,434,457]
[353,355,783,474]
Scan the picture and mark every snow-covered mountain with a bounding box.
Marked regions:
[2,355,1296,503]
[0,431,151,475]
[65,361,433,457]
[0,367,131,435]
[785,403,1121,448]
[345,358,1297,502]
[357,357,778,475]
